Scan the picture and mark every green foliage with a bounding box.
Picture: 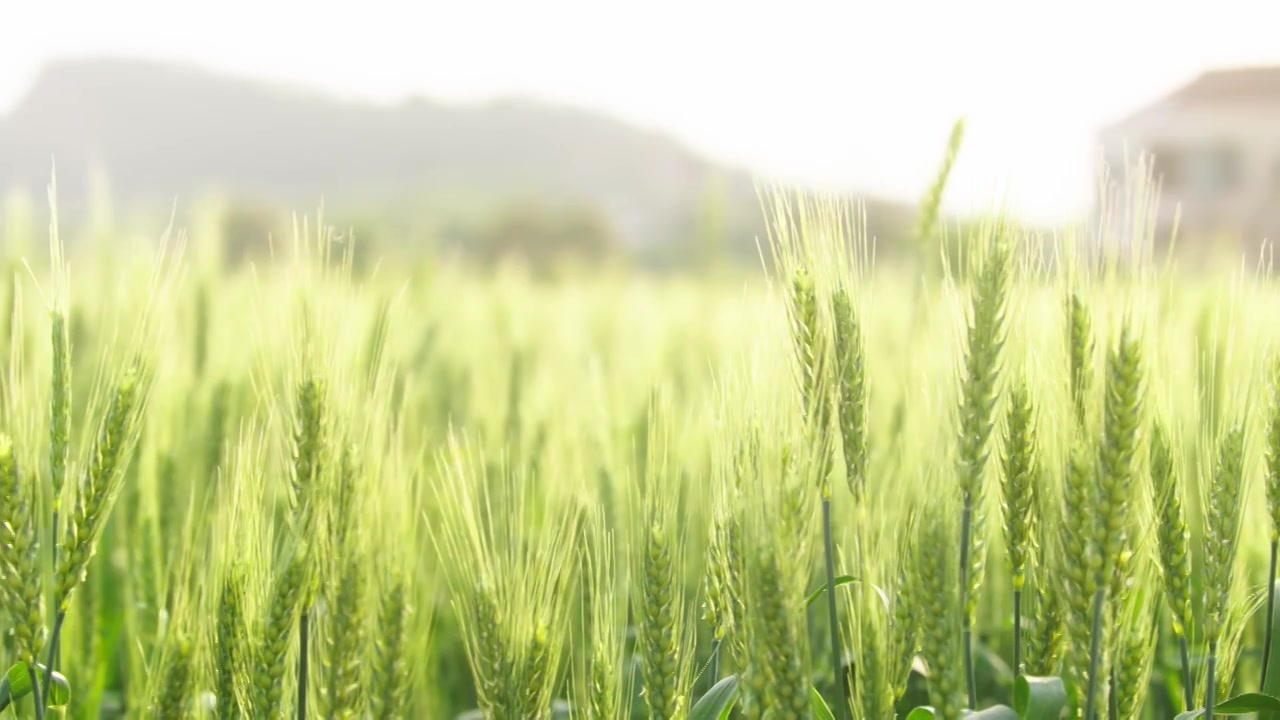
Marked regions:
[1177,692,1280,718]
[0,663,70,710]
[1011,675,1066,719]
[688,675,738,720]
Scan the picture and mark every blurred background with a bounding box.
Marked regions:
[3,0,1280,274]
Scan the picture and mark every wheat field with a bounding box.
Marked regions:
[0,156,1279,720]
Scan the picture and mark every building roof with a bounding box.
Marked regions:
[1105,65,1280,132]
[1165,66,1280,105]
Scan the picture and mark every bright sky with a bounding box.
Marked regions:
[3,0,1279,223]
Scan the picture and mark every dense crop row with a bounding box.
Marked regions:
[1,162,1279,719]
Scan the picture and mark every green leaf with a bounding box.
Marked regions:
[1217,693,1280,712]
[805,575,859,608]
[1176,691,1280,718]
[48,672,71,707]
[810,686,835,720]
[906,708,937,720]
[5,662,33,700]
[0,661,75,712]
[1013,675,1067,719]
[689,675,739,720]
[965,705,1018,719]
[975,644,1013,701]
[804,577,892,615]
[0,662,36,713]
[0,662,71,711]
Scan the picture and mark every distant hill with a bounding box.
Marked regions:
[0,58,915,263]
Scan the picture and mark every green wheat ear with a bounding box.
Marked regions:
[1203,425,1246,647]
[1023,578,1067,677]
[371,574,411,720]
[1000,377,1038,677]
[957,232,1010,603]
[1113,593,1160,718]
[1197,423,1248,715]
[889,561,919,703]
[321,442,366,720]
[1058,440,1098,700]
[0,434,45,665]
[1150,418,1192,637]
[789,266,823,423]
[913,498,965,720]
[215,563,248,720]
[846,555,898,720]
[1151,415,1195,709]
[1094,323,1144,590]
[717,405,816,719]
[831,286,868,498]
[1076,322,1143,716]
[57,363,146,610]
[50,309,70,507]
[154,634,194,720]
[1001,379,1038,593]
[253,547,309,720]
[291,373,329,525]
[1264,358,1280,691]
[1268,360,1280,537]
[576,514,628,720]
[1024,440,1065,678]
[1066,292,1094,431]
[322,552,367,719]
[788,266,834,491]
[638,518,683,718]
[704,503,736,646]
[952,229,1009,709]
[915,117,965,267]
[715,493,749,676]
[468,580,507,714]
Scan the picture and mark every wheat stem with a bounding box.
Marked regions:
[1013,589,1022,676]
[298,611,309,720]
[1263,540,1278,688]
[1085,588,1104,720]
[1207,641,1218,720]
[1179,635,1193,711]
[40,611,66,711]
[821,498,848,720]
[29,665,45,720]
[960,498,976,709]
[49,511,58,676]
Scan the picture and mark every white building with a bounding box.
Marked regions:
[1098,66,1280,252]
